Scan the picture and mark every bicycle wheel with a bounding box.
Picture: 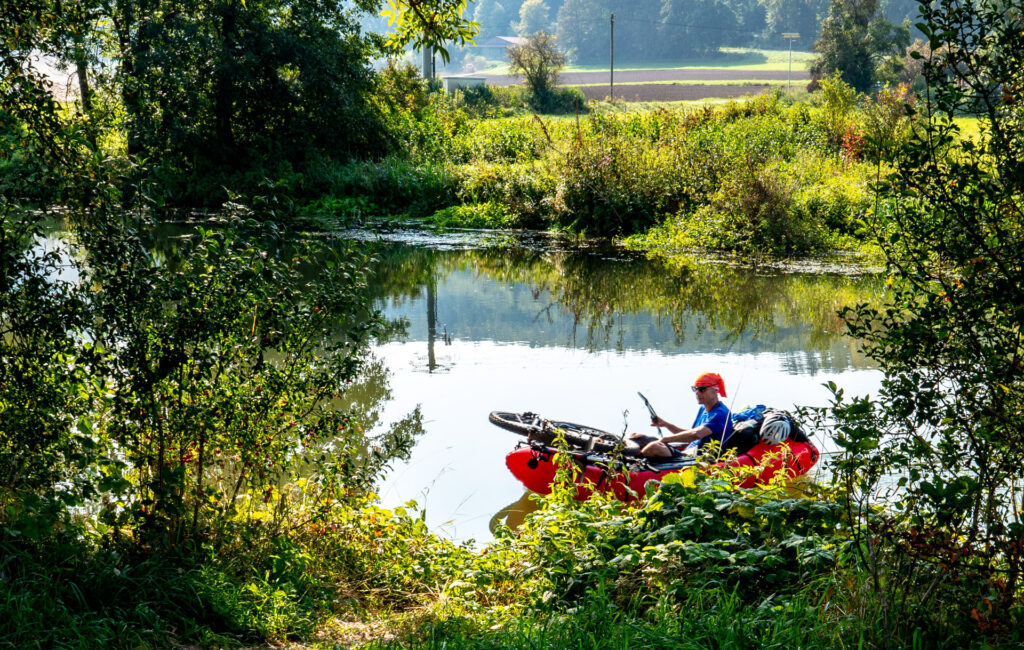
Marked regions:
[488,411,545,436]
[489,411,639,453]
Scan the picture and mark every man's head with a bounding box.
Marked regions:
[692,372,726,406]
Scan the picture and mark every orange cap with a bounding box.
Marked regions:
[694,372,726,397]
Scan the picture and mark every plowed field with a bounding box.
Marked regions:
[475,67,806,101]
[482,68,808,86]
[575,83,775,101]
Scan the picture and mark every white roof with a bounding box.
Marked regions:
[475,36,525,48]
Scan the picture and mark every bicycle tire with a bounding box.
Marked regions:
[489,411,637,453]
[488,411,546,436]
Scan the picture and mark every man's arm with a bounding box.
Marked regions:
[659,425,712,445]
[651,416,712,443]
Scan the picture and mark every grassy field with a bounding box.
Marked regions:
[564,79,787,87]
[479,47,815,76]
[954,116,982,140]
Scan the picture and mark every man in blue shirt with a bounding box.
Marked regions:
[630,372,733,458]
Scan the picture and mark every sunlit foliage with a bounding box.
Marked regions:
[814,0,1024,638]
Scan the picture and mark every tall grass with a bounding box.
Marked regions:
[315,156,459,217]
[369,590,845,650]
[0,498,471,648]
[0,539,230,648]
[322,87,880,254]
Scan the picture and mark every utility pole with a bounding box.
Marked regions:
[427,276,437,372]
[782,33,799,93]
[610,13,615,100]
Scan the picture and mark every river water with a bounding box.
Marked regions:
[36,220,884,544]
[349,231,885,544]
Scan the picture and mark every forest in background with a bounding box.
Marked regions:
[458,0,920,63]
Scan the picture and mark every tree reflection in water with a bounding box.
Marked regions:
[367,242,884,373]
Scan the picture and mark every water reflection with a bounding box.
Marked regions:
[135,224,880,372]
[489,492,541,534]
[367,243,884,372]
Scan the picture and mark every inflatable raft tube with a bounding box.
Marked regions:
[505,438,820,501]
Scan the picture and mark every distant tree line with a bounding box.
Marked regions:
[469,0,919,64]
[810,0,910,91]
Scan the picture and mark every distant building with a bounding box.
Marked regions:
[442,75,487,93]
[474,36,525,59]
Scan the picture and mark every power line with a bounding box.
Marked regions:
[559,13,782,36]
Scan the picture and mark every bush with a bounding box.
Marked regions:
[321,156,458,216]
[861,83,915,162]
[694,163,804,255]
[426,201,519,228]
[636,166,810,257]
[553,135,680,235]
[812,73,860,150]
[543,87,588,115]
[457,118,547,162]
[621,146,873,257]
[454,162,556,228]
[548,101,822,238]
[445,470,851,622]
[378,88,472,164]
[450,85,537,117]
[0,119,60,205]
[377,60,433,117]
[789,160,871,236]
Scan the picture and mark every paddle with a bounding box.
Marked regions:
[637,391,662,438]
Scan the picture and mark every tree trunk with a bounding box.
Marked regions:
[422,46,432,79]
[73,51,100,153]
[108,0,147,157]
[75,54,92,114]
[214,0,238,159]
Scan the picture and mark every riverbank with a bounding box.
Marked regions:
[285,77,897,261]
